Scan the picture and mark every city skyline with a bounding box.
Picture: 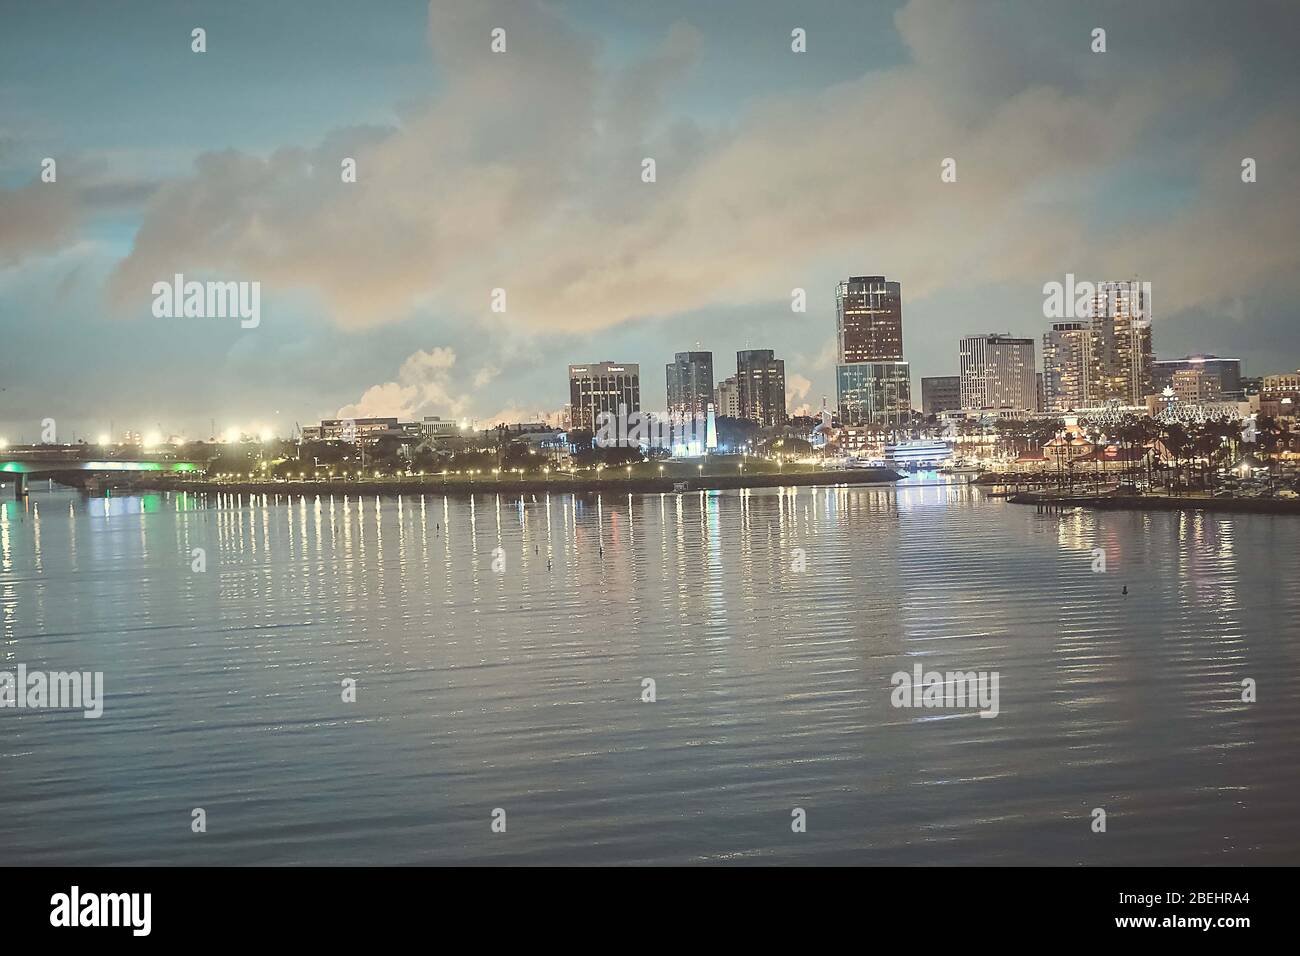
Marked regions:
[4,2,1300,885]
[5,256,1297,444]
[4,0,1300,442]
[7,280,1300,443]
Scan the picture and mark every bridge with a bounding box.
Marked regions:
[0,452,203,497]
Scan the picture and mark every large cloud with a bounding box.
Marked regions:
[0,179,80,266]
[97,0,1300,347]
[337,346,462,419]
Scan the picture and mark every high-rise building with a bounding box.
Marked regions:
[959,334,1037,412]
[1152,356,1243,400]
[1042,321,1093,412]
[837,362,912,427]
[568,361,640,433]
[835,275,910,426]
[836,276,903,362]
[715,376,742,418]
[665,351,714,419]
[920,376,961,416]
[735,350,787,426]
[1089,280,1153,404]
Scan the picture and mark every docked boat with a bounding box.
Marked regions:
[884,440,954,466]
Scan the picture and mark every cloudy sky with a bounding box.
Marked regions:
[2,0,1299,441]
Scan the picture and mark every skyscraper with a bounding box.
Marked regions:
[959,334,1037,412]
[735,350,787,426]
[835,275,911,426]
[1089,280,1153,405]
[665,351,714,418]
[837,362,912,427]
[1042,321,1093,412]
[568,361,640,433]
[836,276,903,362]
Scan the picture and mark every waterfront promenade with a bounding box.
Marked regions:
[1008,489,1300,516]
[92,466,904,498]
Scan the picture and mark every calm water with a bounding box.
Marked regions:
[2,479,1297,865]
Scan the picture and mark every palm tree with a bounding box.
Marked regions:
[1162,422,1190,493]
[1277,420,1296,486]
[1249,415,1277,489]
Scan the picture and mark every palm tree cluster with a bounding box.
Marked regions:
[990,413,1297,494]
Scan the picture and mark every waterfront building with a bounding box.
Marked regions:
[835,424,889,458]
[665,351,715,419]
[1089,280,1153,405]
[836,276,903,362]
[836,361,912,428]
[1042,321,1093,412]
[1010,417,1171,475]
[736,349,787,426]
[568,361,640,433]
[959,334,1037,413]
[835,275,911,426]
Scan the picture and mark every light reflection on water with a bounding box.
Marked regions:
[0,483,1296,865]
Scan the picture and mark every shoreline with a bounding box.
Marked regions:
[1007,490,1300,516]
[93,467,905,498]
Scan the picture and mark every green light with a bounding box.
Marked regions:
[0,459,199,474]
